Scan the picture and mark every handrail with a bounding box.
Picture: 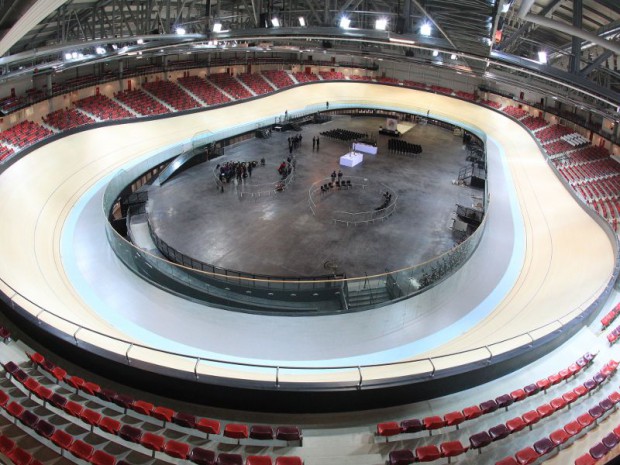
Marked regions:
[2,270,613,376]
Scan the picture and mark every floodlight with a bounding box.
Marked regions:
[212,22,222,32]
[375,18,388,31]
[176,27,186,35]
[271,17,280,27]
[137,38,144,44]
[432,50,439,57]
[298,16,306,27]
[64,53,72,60]
[538,50,547,64]
[339,17,351,29]
[95,46,106,55]
[420,22,432,37]
[71,52,78,59]
[450,53,457,60]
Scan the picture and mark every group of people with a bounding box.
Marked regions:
[330,169,343,183]
[312,136,321,150]
[376,191,393,210]
[288,134,302,154]
[277,158,294,179]
[217,160,259,185]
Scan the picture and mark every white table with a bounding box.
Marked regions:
[339,152,364,167]
[352,142,378,155]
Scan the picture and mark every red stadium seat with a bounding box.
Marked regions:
[99,417,121,435]
[506,417,527,434]
[164,439,190,459]
[275,426,302,443]
[574,453,597,465]
[51,429,74,450]
[522,410,541,429]
[444,411,465,428]
[140,432,166,454]
[132,400,154,415]
[274,458,302,465]
[197,418,221,436]
[515,447,539,465]
[90,449,117,465]
[377,421,400,437]
[119,424,143,443]
[423,415,445,432]
[69,439,94,461]
[151,406,175,423]
[246,456,272,465]
[224,423,249,440]
[7,447,33,465]
[440,440,467,460]
[549,428,570,446]
[463,405,482,420]
[415,445,441,462]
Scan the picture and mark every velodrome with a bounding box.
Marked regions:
[0,82,616,392]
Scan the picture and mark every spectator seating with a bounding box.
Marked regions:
[403,80,427,89]
[0,145,12,162]
[481,99,501,109]
[114,89,170,116]
[521,116,548,131]
[429,84,453,95]
[554,145,610,165]
[0,120,53,148]
[543,140,574,156]
[377,76,400,85]
[535,124,574,143]
[208,73,253,100]
[19,353,303,448]
[502,106,528,119]
[601,302,620,329]
[292,72,319,83]
[237,73,274,95]
[75,94,134,121]
[319,71,345,80]
[562,132,590,147]
[455,91,475,101]
[349,75,373,81]
[377,352,599,442]
[178,76,231,105]
[142,80,201,111]
[43,108,95,131]
[262,70,295,89]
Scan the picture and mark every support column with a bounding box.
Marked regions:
[570,0,582,74]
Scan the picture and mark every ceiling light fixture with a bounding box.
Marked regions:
[420,22,432,37]
[375,18,388,31]
[271,17,280,27]
[176,27,186,35]
[538,51,547,64]
[339,17,351,29]
[298,17,306,27]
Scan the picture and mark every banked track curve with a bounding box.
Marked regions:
[0,82,616,398]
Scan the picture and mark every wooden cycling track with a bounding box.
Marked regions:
[0,82,615,388]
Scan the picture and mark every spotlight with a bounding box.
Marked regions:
[64,52,72,60]
[212,22,222,32]
[95,46,106,55]
[432,50,439,57]
[450,53,457,60]
[71,51,78,59]
[137,38,144,44]
[538,50,547,64]
[375,18,388,31]
[111,44,118,50]
[176,27,186,35]
[298,16,306,27]
[271,17,280,27]
[420,22,432,37]
[339,17,351,29]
